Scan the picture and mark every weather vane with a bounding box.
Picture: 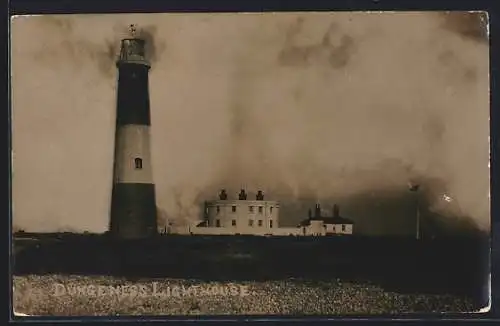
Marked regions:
[129,24,137,37]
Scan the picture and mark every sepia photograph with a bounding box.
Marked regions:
[10,11,490,316]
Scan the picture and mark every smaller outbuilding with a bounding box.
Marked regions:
[298,204,354,236]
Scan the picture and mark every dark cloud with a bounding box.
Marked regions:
[31,16,118,78]
[278,18,357,68]
[43,15,74,32]
[328,34,356,68]
[28,19,166,78]
[95,40,117,78]
[11,13,490,235]
[137,25,167,67]
[437,49,480,84]
[267,173,481,236]
[463,67,478,83]
[440,11,489,43]
[437,49,455,64]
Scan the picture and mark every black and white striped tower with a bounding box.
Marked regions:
[109,25,157,239]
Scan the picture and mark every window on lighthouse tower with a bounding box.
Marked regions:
[134,158,143,169]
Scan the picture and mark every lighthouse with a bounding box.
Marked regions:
[109,25,158,239]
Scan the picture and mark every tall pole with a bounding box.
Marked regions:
[409,183,420,240]
[416,192,420,240]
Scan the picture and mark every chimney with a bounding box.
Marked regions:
[219,189,228,200]
[333,204,340,218]
[239,189,247,200]
[308,209,312,219]
[256,190,264,201]
[315,203,321,218]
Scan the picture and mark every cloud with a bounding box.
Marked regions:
[18,16,166,79]
[278,18,357,68]
[11,12,490,235]
[439,11,489,43]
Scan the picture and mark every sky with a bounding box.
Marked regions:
[11,12,490,235]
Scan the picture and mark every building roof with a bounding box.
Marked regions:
[196,221,208,227]
[298,216,354,227]
[299,203,354,227]
[206,199,280,206]
[319,216,354,225]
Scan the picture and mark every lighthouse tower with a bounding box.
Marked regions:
[109,25,157,239]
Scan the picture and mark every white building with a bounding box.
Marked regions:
[298,204,354,236]
[190,189,283,236]
[208,191,279,230]
[173,189,354,237]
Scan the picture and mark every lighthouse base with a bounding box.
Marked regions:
[109,183,158,239]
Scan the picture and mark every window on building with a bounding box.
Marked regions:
[270,220,273,228]
[342,224,346,231]
[270,207,273,214]
[258,220,263,227]
[258,206,263,214]
[216,206,220,214]
[249,219,254,227]
[232,206,236,213]
[232,220,236,226]
[249,206,254,213]
[216,219,221,227]
[134,158,143,169]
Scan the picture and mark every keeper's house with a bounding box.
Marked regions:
[184,189,354,237]
[298,204,354,236]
